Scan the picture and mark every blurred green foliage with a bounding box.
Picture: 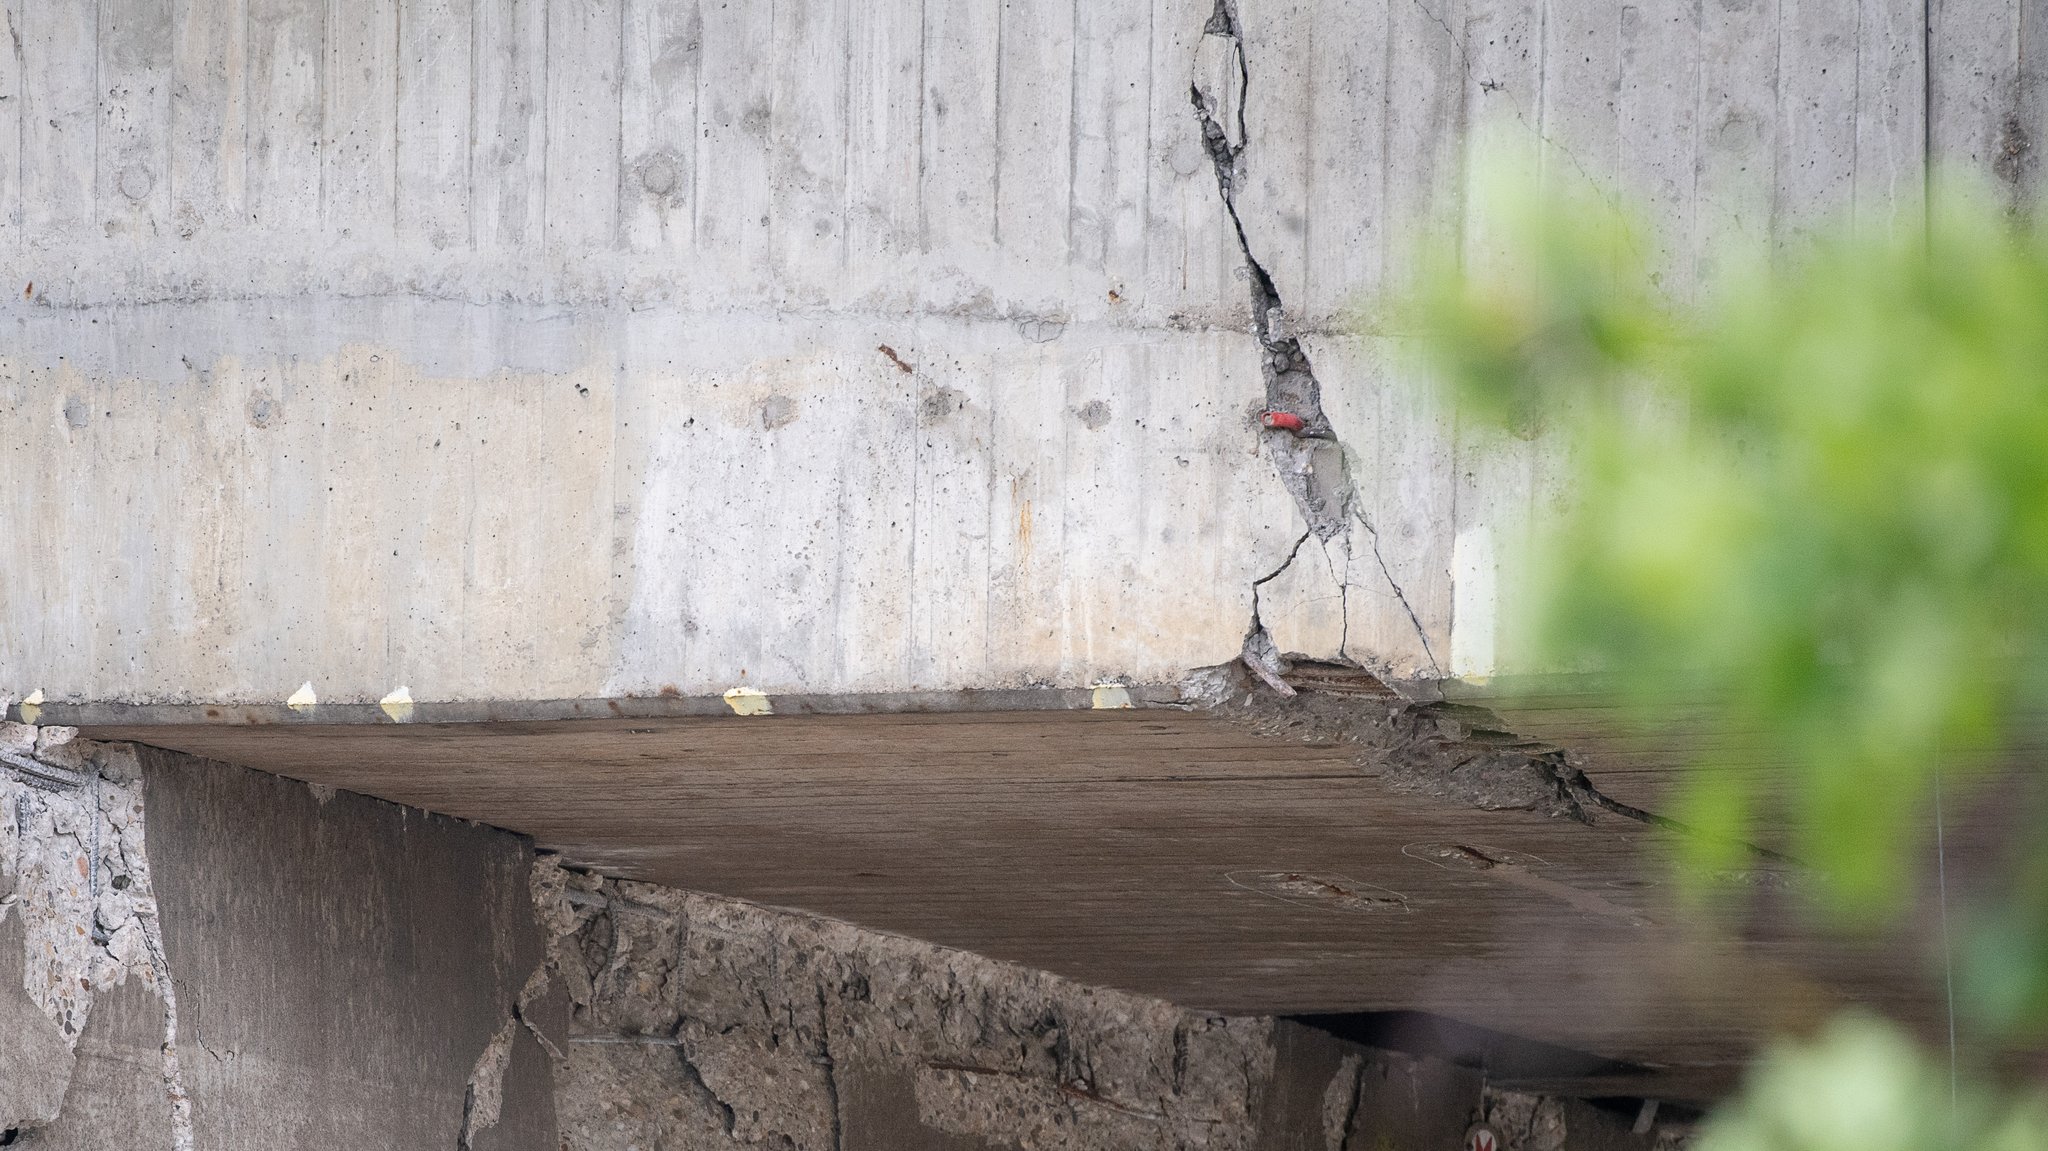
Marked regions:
[1416,177,2048,919]
[1698,1014,2048,1151]
[1412,172,2048,1140]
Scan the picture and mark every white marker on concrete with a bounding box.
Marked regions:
[379,686,415,723]
[287,682,318,713]
[722,687,773,716]
[1089,683,1134,709]
[19,689,43,726]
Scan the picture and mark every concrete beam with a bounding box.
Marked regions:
[5,0,2025,708]
[0,732,1682,1148]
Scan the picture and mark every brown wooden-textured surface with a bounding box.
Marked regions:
[88,709,1949,1102]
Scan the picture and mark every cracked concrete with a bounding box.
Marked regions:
[0,720,189,1146]
[6,0,1977,704]
[1192,0,1445,690]
[1185,659,1688,832]
[0,729,1700,1147]
[537,858,1686,1151]
[0,738,558,1148]
[543,857,1275,1151]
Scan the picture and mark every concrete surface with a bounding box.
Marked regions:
[0,732,1682,1147]
[83,676,1969,1105]
[0,0,2027,706]
[0,731,556,1148]
[538,859,1684,1151]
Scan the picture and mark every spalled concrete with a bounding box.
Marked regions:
[0,723,186,1143]
[0,733,556,1148]
[1193,660,1667,829]
[538,860,1689,1151]
[544,860,1275,1151]
[0,726,1692,1147]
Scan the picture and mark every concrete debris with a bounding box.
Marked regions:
[459,1017,520,1150]
[1486,1090,1570,1151]
[1320,1053,1363,1150]
[0,723,192,1147]
[534,858,1687,1151]
[1195,660,1659,827]
[1483,1089,1695,1151]
[538,861,1277,1151]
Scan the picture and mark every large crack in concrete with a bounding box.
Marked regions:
[1178,4,1762,852]
[1190,0,1443,686]
[459,854,577,1150]
[0,719,193,1147]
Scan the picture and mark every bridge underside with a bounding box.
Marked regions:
[72,678,1979,1107]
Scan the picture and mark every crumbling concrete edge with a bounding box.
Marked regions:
[1181,660,1796,874]
[0,717,193,1146]
[458,850,574,1150]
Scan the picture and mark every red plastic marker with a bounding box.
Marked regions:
[1261,411,1305,432]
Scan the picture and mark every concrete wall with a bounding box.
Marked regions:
[0,728,556,1148]
[0,0,2033,705]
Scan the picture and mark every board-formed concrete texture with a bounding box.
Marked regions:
[1,0,2040,1140]
[0,0,2022,705]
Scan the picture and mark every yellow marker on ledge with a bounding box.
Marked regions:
[287,682,318,713]
[1090,683,1133,709]
[380,686,415,723]
[18,689,43,725]
[723,687,773,716]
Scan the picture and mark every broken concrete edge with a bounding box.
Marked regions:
[1193,658,1799,867]
[18,662,1424,729]
[23,670,1433,731]
[460,859,574,1150]
[12,659,1494,734]
[535,853,1697,1151]
[42,653,1793,871]
[43,662,1781,865]
[0,722,193,1146]
[0,720,1698,1148]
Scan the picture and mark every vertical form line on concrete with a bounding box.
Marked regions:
[92,0,102,223]
[1852,0,1864,226]
[836,0,847,272]
[319,0,331,229]
[392,0,402,229]
[991,0,1006,247]
[1063,0,1079,263]
[1767,0,1782,239]
[1687,0,1705,296]
[912,0,928,252]
[538,0,549,248]
[1908,0,1925,224]
[1138,0,1155,300]
[691,0,705,249]
[10,0,19,232]
[1538,0,1552,193]
[468,0,480,248]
